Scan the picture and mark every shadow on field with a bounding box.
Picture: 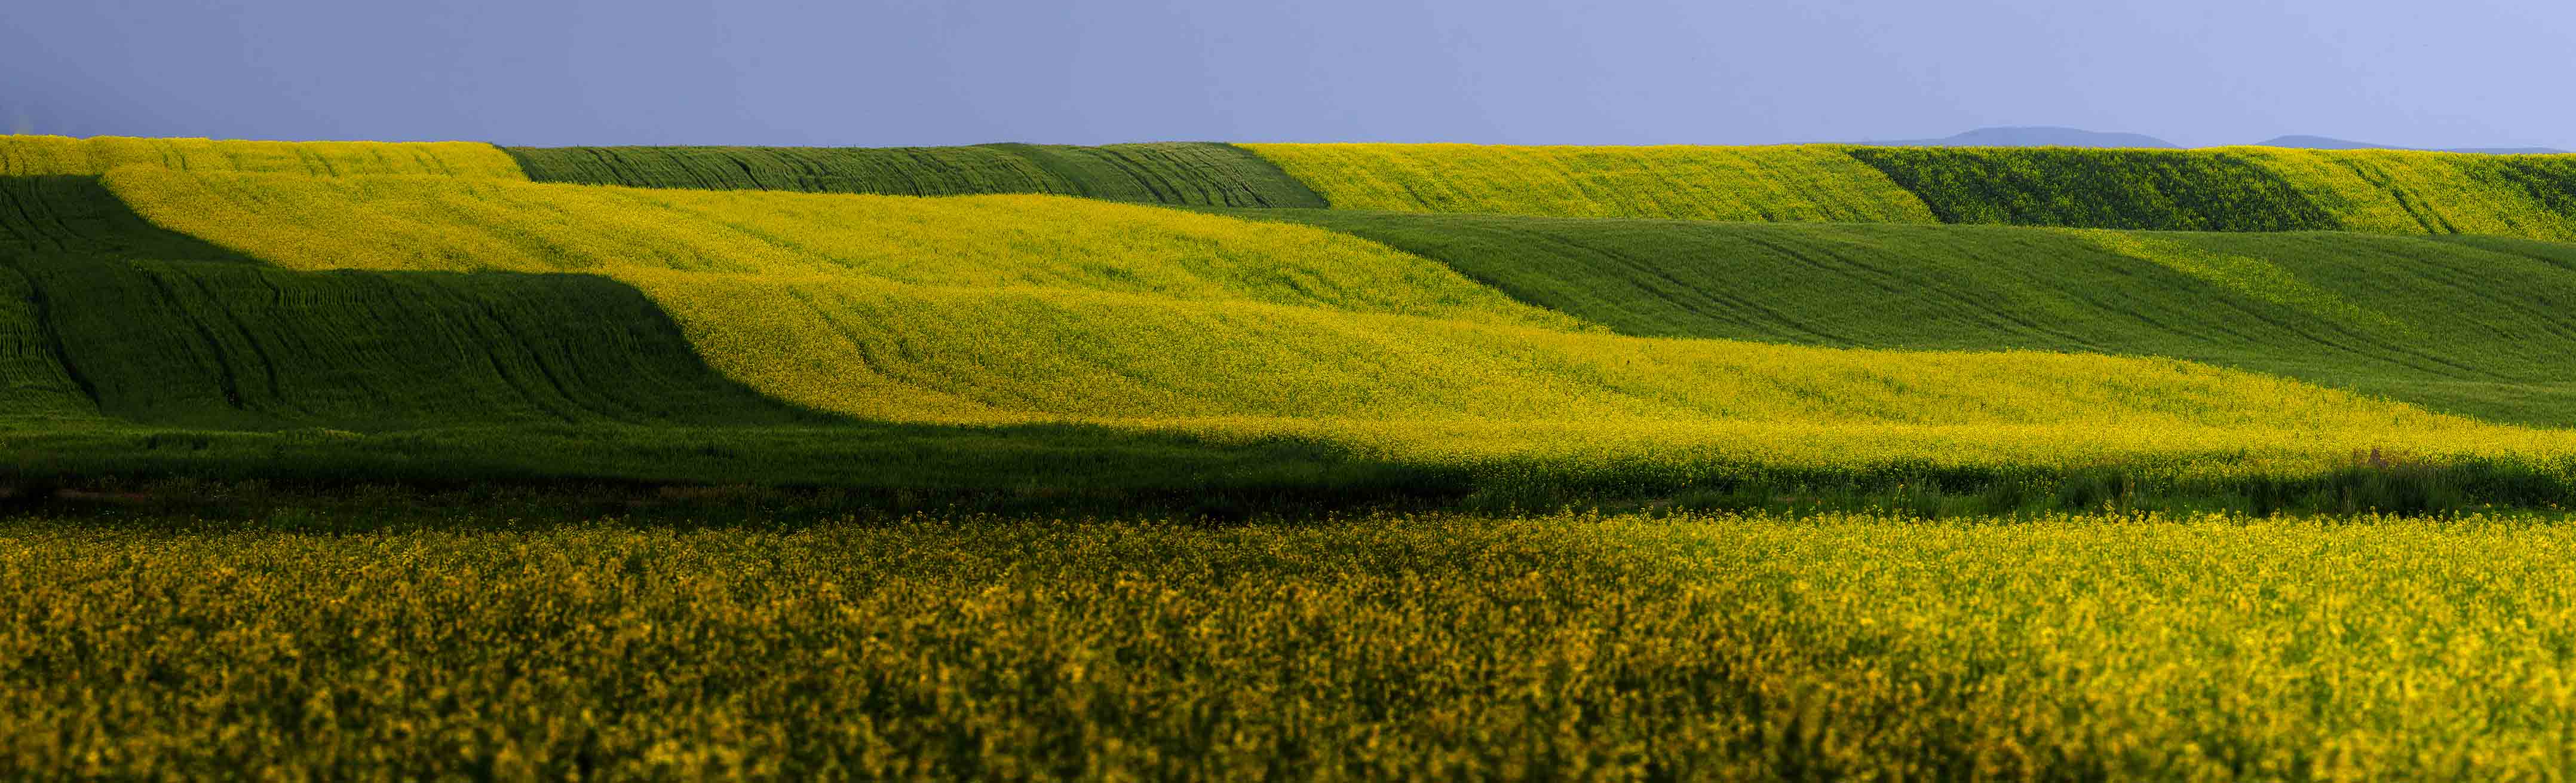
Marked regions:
[8,426,2573,528]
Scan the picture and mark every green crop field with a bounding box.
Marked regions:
[80,167,2576,513]
[0,175,804,429]
[1227,209,2576,427]
[1839,146,2343,231]
[16,131,2576,778]
[503,142,1327,206]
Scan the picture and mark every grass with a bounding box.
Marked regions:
[1224,209,2576,427]
[0,134,523,178]
[1241,142,1938,222]
[82,170,2576,503]
[11,510,2576,779]
[0,175,811,429]
[502,142,1326,206]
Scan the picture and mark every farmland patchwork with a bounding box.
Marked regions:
[8,135,2576,505]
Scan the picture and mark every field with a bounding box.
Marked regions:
[0,134,524,178]
[1240,143,1940,223]
[71,167,2576,514]
[504,142,1327,206]
[12,510,2576,779]
[0,175,807,429]
[17,133,2576,777]
[1227,209,2576,427]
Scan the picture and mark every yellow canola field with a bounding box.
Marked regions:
[0,134,525,178]
[102,169,2576,473]
[16,512,2576,779]
[2219,146,2576,241]
[1241,142,1939,223]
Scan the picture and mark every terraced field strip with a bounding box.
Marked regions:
[1242,142,1938,222]
[94,170,2576,481]
[0,135,525,178]
[503,142,1325,206]
[0,175,802,429]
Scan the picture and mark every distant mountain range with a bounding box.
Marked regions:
[1859,127,2566,154]
[2252,135,2568,155]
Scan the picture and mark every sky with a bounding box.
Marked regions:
[5,0,2571,149]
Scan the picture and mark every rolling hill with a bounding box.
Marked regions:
[502,142,1326,206]
[0,175,807,429]
[0,135,523,178]
[1235,143,1939,222]
[10,134,2576,510]
[30,133,2563,242]
[81,169,2576,481]
[1221,209,2576,427]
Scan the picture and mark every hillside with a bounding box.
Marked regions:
[14,134,2576,241]
[503,142,1326,207]
[0,175,809,429]
[3,136,2575,507]
[1240,143,1939,222]
[0,135,523,178]
[1224,209,2576,427]
[1238,142,2576,240]
[76,170,2576,484]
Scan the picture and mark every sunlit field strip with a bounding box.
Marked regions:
[1244,141,2576,241]
[2219,146,2576,241]
[0,134,525,178]
[1241,142,1939,222]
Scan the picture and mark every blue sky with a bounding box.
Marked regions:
[5,0,2569,149]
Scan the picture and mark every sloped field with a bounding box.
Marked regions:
[2221,146,2576,241]
[94,170,2576,484]
[1231,209,2576,427]
[1240,142,2576,240]
[1840,146,2342,231]
[1242,143,1939,222]
[503,142,1326,206]
[0,135,524,178]
[0,176,803,428]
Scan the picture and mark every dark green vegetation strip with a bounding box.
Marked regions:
[502,142,1326,207]
[1841,146,2342,231]
[0,176,812,429]
[1229,209,2576,428]
[13,424,2575,519]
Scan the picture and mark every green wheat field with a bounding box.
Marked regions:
[11,134,2576,778]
